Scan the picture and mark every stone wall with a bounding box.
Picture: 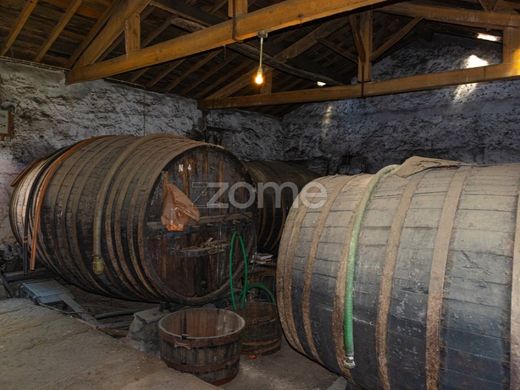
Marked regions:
[0,60,282,267]
[282,34,520,175]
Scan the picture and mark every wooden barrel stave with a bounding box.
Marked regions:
[277,160,520,389]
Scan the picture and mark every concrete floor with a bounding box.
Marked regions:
[0,299,213,390]
[224,340,339,390]
[0,297,342,390]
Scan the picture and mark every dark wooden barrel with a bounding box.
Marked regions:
[10,134,256,304]
[159,308,245,385]
[277,156,520,389]
[235,302,282,355]
[245,161,316,254]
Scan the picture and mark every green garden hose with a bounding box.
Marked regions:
[344,165,400,369]
[229,231,275,311]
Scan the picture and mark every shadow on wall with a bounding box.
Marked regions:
[282,34,519,176]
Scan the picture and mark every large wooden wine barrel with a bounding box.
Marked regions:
[245,161,316,253]
[277,157,520,389]
[10,134,256,304]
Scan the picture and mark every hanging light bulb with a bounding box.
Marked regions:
[254,31,268,86]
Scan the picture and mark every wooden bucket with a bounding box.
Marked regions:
[159,308,245,385]
[235,302,282,355]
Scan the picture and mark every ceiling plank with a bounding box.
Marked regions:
[199,62,520,108]
[74,0,151,67]
[147,60,185,88]
[384,1,520,29]
[67,0,391,83]
[0,0,39,57]
[35,0,83,62]
[195,61,251,98]
[164,51,221,92]
[180,53,238,95]
[372,16,422,61]
[43,0,103,19]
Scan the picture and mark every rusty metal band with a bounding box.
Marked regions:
[29,136,109,270]
[376,171,426,390]
[511,172,520,389]
[425,167,470,390]
[331,174,371,377]
[302,176,354,363]
[279,177,334,353]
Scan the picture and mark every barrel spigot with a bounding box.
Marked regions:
[92,255,105,275]
[345,355,356,369]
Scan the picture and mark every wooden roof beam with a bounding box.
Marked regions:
[67,0,390,83]
[74,0,151,67]
[228,0,248,18]
[199,61,520,108]
[479,0,498,12]
[0,0,38,57]
[383,2,520,29]
[350,11,373,82]
[35,0,83,62]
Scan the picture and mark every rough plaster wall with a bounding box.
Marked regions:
[283,34,520,175]
[0,61,282,267]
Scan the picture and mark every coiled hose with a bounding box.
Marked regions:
[229,231,274,311]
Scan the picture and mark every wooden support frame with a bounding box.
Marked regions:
[66,0,389,83]
[0,0,39,57]
[199,62,520,109]
[35,0,82,62]
[372,17,422,61]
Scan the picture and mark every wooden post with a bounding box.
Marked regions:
[125,13,141,53]
[350,11,373,83]
[228,0,248,17]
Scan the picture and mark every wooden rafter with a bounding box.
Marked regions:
[319,39,358,64]
[195,61,251,98]
[164,51,221,92]
[0,0,38,57]
[147,60,185,88]
[180,53,238,95]
[479,0,498,11]
[67,1,116,68]
[208,19,345,98]
[35,0,83,62]
[128,18,175,83]
[372,17,422,61]
[66,0,390,83]
[384,2,520,29]
[74,0,150,67]
[199,62,520,109]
